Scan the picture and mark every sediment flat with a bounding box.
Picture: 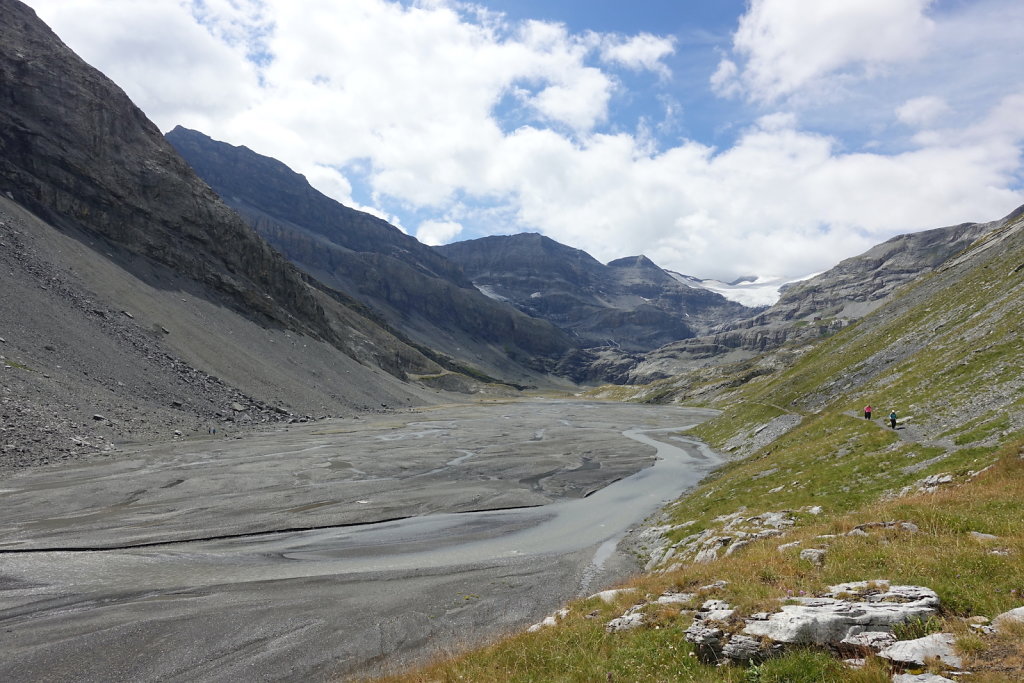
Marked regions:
[0,400,719,681]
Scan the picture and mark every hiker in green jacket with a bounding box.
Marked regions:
[889,410,897,429]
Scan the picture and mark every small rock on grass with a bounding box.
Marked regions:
[605,610,646,633]
[589,588,636,604]
[528,608,569,632]
[721,634,775,663]
[655,591,694,605]
[993,606,1024,632]
[800,548,826,565]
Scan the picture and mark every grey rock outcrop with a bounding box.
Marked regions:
[684,598,784,664]
[673,581,948,668]
[527,608,569,632]
[605,591,698,633]
[643,508,796,571]
[605,608,647,633]
[742,582,940,645]
[683,599,736,662]
[799,548,827,565]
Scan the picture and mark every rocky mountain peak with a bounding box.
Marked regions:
[438,234,752,356]
[607,255,660,270]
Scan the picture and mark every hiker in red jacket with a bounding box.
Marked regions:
[864,405,873,419]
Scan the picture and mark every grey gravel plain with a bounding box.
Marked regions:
[0,400,719,682]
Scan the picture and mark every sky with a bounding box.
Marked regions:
[27,0,1024,283]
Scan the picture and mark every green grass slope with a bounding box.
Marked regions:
[374,211,1024,682]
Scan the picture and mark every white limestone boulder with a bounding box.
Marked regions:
[684,599,737,662]
[720,634,782,663]
[655,591,695,605]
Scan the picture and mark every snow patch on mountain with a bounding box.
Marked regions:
[667,272,811,308]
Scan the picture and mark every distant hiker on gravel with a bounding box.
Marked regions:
[889,410,897,429]
[864,405,872,419]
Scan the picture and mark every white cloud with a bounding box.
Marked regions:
[709,58,741,98]
[600,33,675,77]
[30,0,261,131]
[480,107,1023,280]
[26,0,1024,284]
[966,92,1024,143]
[721,0,936,102]
[896,95,951,127]
[416,219,463,245]
[529,67,613,131]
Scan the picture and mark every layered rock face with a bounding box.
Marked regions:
[0,1,335,341]
[437,234,751,353]
[166,127,576,382]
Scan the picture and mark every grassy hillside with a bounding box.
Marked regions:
[374,212,1024,681]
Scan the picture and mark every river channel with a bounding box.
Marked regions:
[0,400,721,681]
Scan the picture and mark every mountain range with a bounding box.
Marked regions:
[165,126,1013,389]
[435,234,749,351]
[165,126,576,385]
[1,0,1016,453]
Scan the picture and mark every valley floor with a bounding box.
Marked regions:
[0,400,718,681]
